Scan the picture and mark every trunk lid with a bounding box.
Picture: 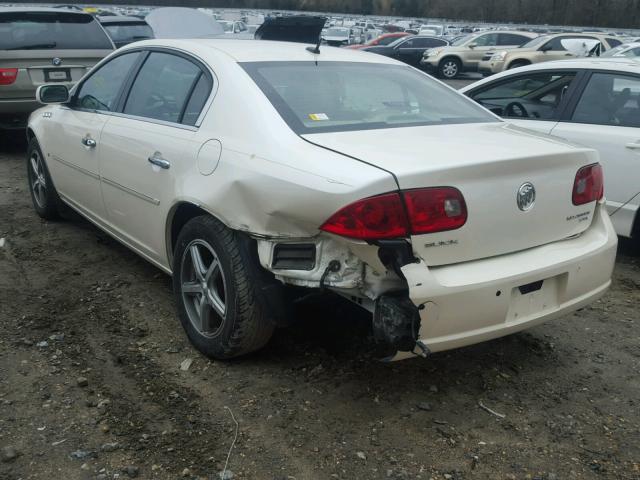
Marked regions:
[304,122,600,266]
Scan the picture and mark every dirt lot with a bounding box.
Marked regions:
[0,132,639,480]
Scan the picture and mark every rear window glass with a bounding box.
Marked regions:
[0,11,113,50]
[242,61,497,134]
[103,23,153,43]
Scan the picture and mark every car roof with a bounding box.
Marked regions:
[460,57,640,92]
[98,15,147,24]
[0,6,91,14]
[516,57,640,72]
[126,39,401,64]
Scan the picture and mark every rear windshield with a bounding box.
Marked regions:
[242,61,497,134]
[0,11,113,50]
[103,23,153,42]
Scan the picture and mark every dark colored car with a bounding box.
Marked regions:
[363,35,450,68]
[98,16,154,48]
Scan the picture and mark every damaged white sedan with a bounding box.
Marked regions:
[27,39,617,360]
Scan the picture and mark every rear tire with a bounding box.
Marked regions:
[438,57,462,79]
[27,138,62,220]
[172,215,275,359]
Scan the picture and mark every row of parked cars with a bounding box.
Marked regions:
[355,29,631,78]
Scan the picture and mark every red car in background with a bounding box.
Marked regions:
[344,32,410,49]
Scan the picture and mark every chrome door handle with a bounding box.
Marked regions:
[81,137,96,148]
[148,153,170,169]
[625,142,640,150]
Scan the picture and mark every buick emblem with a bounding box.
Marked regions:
[52,57,62,66]
[517,182,536,211]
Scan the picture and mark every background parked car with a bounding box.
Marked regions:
[363,35,450,68]
[0,6,114,130]
[478,33,621,75]
[323,26,351,46]
[421,30,538,78]
[601,42,640,58]
[343,32,409,49]
[98,16,154,48]
[219,20,248,35]
[461,58,640,239]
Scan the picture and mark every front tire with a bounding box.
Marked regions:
[27,138,62,220]
[438,57,461,79]
[172,216,275,359]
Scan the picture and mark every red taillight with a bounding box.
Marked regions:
[403,187,467,234]
[572,163,604,206]
[320,193,409,240]
[0,68,18,85]
[320,187,467,240]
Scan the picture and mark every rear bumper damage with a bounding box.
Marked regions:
[257,203,617,360]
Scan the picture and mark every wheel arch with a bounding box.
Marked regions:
[439,55,462,67]
[507,58,531,69]
[165,201,233,269]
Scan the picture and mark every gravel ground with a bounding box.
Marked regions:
[0,130,639,480]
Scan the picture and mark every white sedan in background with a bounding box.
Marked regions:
[462,58,640,240]
[26,40,616,361]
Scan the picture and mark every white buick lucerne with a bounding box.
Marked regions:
[26,40,617,360]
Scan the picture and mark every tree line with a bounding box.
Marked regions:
[39,0,640,28]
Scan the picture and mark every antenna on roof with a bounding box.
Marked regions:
[306,34,321,55]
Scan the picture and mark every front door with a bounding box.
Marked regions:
[45,51,142,220]
[466,69,580,135]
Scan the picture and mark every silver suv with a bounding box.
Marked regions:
[0,7,114,130]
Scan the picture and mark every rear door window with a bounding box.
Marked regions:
[0,11,113,50]
[474,33,499,47]
[75,52,141,111]
[572,73,640,127]
[411,37,447,48]
[123,52,210,125]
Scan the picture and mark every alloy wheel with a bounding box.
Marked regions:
[180,239,227,338]
[442,61,459,78]
[29,150,47,208]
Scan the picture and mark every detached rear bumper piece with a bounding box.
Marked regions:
[392,203,617,360]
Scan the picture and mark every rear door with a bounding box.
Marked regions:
[44,51,141,220]
[395,37,448,67]
[551,71,640,237]
[98,50,214,263]
[0,10,113,108]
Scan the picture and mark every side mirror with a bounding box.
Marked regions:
[468,43,477,49]
[36,84,70,104]
[540,44,552,52]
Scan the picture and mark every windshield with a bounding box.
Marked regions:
[242,61,497,134]
[451,35,471,46]
[519,36,550,49]
[104,23,153,42]
[0,11,113,50]
[326,28,349,36]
